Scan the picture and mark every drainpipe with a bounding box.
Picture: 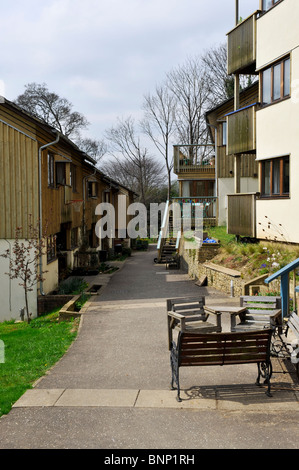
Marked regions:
[235,0,239,25]
[207,124,218,221]
[4,240,12,311]
[38,132,60,295]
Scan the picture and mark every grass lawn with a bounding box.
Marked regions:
[0,310,79,417]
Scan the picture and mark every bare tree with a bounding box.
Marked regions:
[104,116,165,206]
[15,83,107,164]
[166,56,211,149]
[141,84,177,201]
[15,83,89,139]
[76,137,107,166]
[201,43,258,106]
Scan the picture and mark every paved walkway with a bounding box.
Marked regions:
[0,245,299,449]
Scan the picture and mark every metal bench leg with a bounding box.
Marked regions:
[170,344,182,402]
[256,362,273,397]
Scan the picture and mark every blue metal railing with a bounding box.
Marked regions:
[265,258,299,318]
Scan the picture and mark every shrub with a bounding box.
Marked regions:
[57,277,88,295]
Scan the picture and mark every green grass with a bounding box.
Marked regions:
[207,225,235,246]
[0,309,79,417]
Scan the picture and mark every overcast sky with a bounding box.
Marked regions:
[1,0,258,148]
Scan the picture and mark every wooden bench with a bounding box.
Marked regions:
[167,297,222,350]
[170,329,273,401]
[271,311,299,378]
[231,296,282,333]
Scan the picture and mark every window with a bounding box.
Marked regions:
[47,235,57,263]
[262,0,282,11]
[261,156,289,198]
[70,164,77,192]
[182,181,214,198]
[261,57,290,105]
[71,227,79,249]
[88,181,97,198]
[48,153,54,187]
[56,162,66,186]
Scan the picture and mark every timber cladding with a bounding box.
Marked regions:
[0,120,39,239]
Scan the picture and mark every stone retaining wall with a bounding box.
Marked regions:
[179,242,220,279]
[180,240,282,297]
[197,263,244,297]
[37,295,74,316]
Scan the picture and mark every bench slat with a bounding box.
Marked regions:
[245,309,279,316]
[180,355,268,366]
[180,338,269,349]
[289,312,299,330]
[241,296,280,302]
[242,302,277,308]
[181,331,271,342]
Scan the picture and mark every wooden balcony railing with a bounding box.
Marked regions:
[227,193,257,238]
[227,12,257,75]
[173,144,215,176]
[226,103,257,156]
[172,197,217,227]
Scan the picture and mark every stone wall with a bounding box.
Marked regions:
[179,240,245,297]
[179,242,220,279]
[197,263,244,297]
[37,294,74,316]
[179,239,282,298]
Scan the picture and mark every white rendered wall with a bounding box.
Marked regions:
[256,1,299,243]
[0,240,38,322]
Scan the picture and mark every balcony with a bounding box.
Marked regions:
[226,103,257,155]
[227,12,258,75]
[173,145,215,178]
[172,197,217,227]
[227,193,257,238]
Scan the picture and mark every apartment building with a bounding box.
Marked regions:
[205,82,259,226]
[226,0,298,243]
[0,97,135,321]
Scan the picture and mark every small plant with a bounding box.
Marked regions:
[0,217,48,323]
[58,277,88,295]
[74,293,90,311]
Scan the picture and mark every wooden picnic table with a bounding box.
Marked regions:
[204,305,247,331]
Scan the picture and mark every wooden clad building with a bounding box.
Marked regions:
[0,97,135,321]
[205,82,259,227]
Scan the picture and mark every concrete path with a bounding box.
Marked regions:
[0,245,299,449]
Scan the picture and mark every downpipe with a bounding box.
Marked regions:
[38,132,60,295]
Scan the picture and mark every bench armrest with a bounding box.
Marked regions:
[203,307,222,317]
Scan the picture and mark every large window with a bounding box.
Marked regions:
[261,156,289,198]
[261,56,290,105]
[182,180,214,198]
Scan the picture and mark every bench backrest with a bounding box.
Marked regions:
[177,329,272,367]
[167,297,205,313]
[240,295,282,324]
[240,296,281,311]
[287,312,299,339]
[167,297,206,323]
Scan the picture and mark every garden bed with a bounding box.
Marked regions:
[59,292,92,321]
